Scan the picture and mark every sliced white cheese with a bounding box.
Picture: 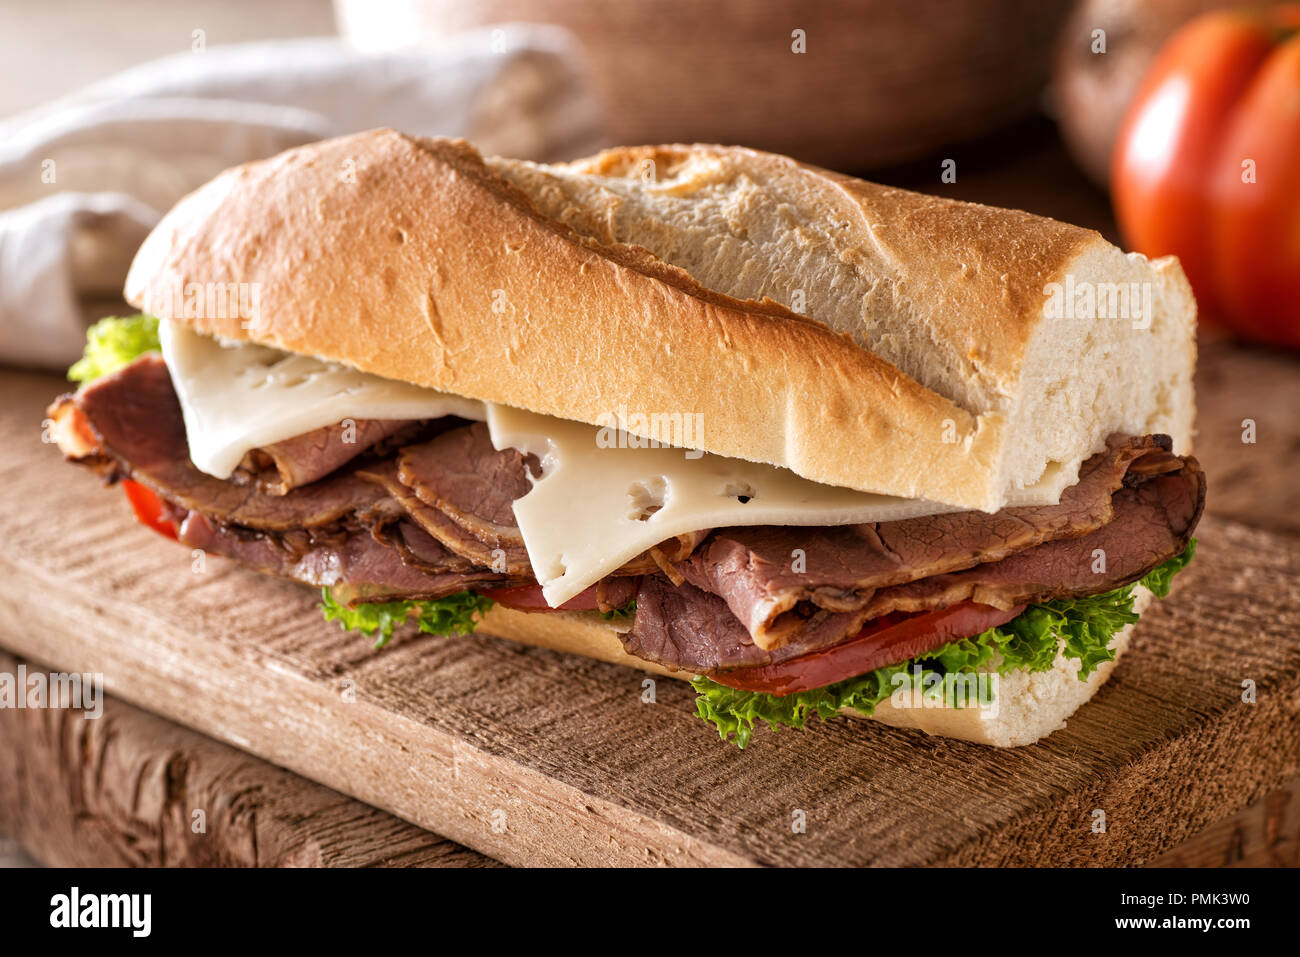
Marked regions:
[485,404,975,607]
[1005,460,1073,507]
[159,320,485,478]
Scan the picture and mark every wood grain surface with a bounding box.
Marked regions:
[0,832,37,868]
[0,649,495,867]
[1152,776,1300,868]
[1,369,1297,866]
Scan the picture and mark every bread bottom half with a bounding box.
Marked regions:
[475,586,1156,748]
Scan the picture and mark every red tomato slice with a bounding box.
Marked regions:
[478,582,605,612]
[122,479,179,541]
[710,601,1027,696]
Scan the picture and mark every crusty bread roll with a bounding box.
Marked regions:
[478,587,1156,747]
[125,129,1196,513]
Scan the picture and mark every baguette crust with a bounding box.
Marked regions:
[125,130,1195,510]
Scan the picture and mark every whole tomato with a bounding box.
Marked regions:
[1111,6,1300,347]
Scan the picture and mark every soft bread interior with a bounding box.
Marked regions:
[476,586,1155,748]
[1003,248,1195,495]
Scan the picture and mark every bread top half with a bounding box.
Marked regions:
[124,129,1196,512]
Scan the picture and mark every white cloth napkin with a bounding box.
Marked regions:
[0,25,606,369]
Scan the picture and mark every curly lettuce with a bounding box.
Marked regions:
[68,314,161,383]
[320,588,494,648]
[693,541,1196,748]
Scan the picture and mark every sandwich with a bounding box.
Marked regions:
[47,130,1205,748]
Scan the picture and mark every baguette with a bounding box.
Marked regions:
[125,129,1196,512]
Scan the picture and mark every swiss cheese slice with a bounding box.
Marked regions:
[159,320,485,479]
[485,404,972,607]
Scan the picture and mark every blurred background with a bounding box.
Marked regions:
[1,0,1297,867]
[3,0,1297,346]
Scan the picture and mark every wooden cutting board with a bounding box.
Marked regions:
[2,368,1298,866]
[0,649,496,867]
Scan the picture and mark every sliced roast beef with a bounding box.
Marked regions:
[624,577,764,672]
[398,423,538,548]
[680,434,1184,649]
[233,419,417,494]
[624,452,1204,675]
[369,515,526,585]
[69,356,386,530]
[627,530,715,581]
[358,459,534,575]
[370,519,480,575]
[62,358,531,603]
[860,460,1205,616]
[596,575,639,613]
[55,354,1203,673]
[177,511,508,604]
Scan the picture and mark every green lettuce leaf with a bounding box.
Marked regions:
[1136,537,1196,598]
[600,599,637,621]
[320,588,494,648]
[692,541,1196,748]
[68,314,161,383]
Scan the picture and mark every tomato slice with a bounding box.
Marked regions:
[478,582,605,612]
[121,479,179,541]
[710,601,1027,696]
